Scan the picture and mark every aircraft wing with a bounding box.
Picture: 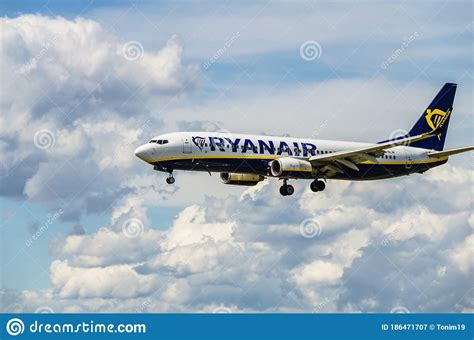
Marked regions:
[308,112,451,176]
[427,146,474,158]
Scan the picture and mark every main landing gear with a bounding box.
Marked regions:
[279,179,294,196]
[310,179,325,192]
[279,179,326,196]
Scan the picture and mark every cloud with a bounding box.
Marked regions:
[50,260,156,299]
[291,260,344,285]
[448,234,474,273]
[3,163,472,313]
[0,14,197,220]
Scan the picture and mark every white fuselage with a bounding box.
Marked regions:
[134,131,432,166]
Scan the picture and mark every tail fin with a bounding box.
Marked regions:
[408,83,456,151]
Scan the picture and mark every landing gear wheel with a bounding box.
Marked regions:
[166,176,175,184]
[280,184,294,196]
[310,180,325,192]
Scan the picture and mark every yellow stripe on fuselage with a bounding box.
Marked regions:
[148,155,448,166]
[281,168,312,172]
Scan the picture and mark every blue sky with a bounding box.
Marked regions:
[0,0,473,313]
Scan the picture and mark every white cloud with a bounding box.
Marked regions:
[163,205,235,250]
[448,234,474,273]
[50,260,155,298]
[3,163,472,313]
[0,14,197,217]
[291,260,344,285]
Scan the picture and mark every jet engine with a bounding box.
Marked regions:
[270,157,313,177]
[220,173,264,186]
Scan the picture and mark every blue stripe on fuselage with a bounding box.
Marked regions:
[152,158,447,180]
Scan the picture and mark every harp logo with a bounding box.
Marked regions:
[425,108,447,140]
[192,136,206,151]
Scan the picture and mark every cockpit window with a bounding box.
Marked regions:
[149,139,169,144]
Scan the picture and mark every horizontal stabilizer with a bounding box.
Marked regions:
[427,146,474,158]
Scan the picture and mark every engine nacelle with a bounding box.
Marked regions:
[270,157,313,177]
[220,173,264,186]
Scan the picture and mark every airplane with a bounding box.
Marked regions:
[134,83,473,196]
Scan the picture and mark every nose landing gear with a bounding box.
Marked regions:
[279,179,294,196]
[166,171,175,185]
[310,179,325,192]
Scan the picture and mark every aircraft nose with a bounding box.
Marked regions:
[134,144,149,161]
